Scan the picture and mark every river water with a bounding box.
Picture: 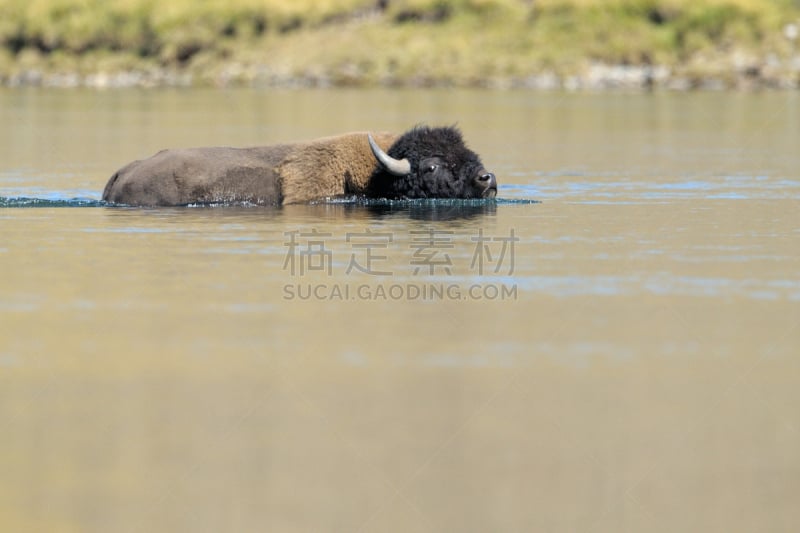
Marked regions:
[1,88,799,532]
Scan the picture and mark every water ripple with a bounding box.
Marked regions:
[0,196,108,208]
[1,194,537,208]
[3,174,797,207]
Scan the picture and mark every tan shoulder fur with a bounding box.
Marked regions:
[278,132,397,205]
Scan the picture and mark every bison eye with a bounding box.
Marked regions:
[426,164,438,173]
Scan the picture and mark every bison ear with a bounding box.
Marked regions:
[368,134,411,177]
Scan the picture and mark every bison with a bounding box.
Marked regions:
[102,125,497,206]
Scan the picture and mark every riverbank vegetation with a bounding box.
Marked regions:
[1,0,799,88]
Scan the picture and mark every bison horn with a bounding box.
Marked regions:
[368,134,411,176]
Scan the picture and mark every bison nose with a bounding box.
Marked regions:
[479,172,497,189]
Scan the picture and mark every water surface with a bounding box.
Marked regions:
[1,89,798,532]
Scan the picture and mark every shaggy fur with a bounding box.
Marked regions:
[367,126,488,199]
[279,132,396,204]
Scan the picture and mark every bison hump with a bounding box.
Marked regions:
[278,132,396,204]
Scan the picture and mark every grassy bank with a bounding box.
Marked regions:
[1,0,799,88]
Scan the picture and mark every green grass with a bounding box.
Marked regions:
[1,0,798,85]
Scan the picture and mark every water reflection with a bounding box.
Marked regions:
[278,201,499,221]
[362,201,496,221]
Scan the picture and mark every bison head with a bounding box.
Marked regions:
[367,126,497,199]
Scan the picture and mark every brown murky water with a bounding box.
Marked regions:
[1,89,799,532]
